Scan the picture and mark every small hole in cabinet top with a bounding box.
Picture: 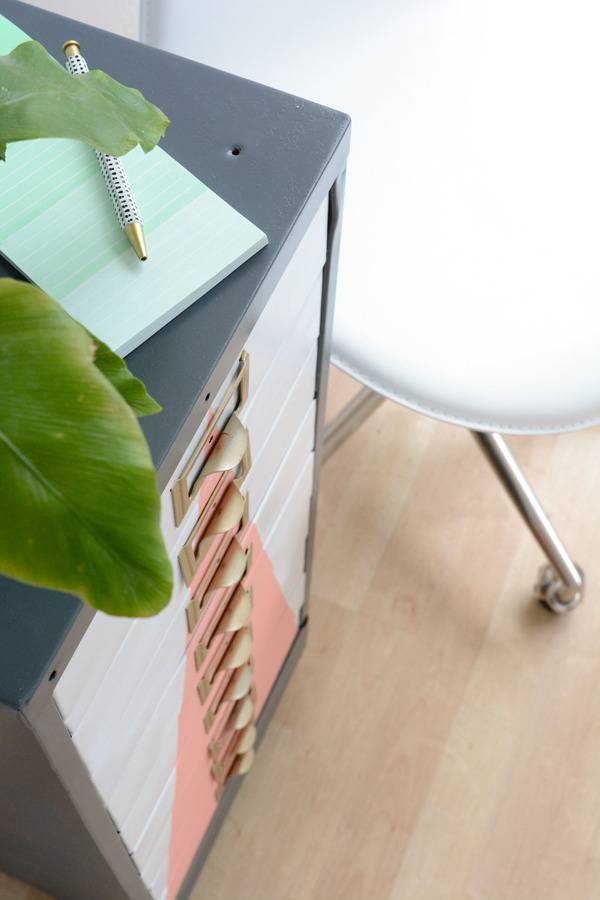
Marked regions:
[48,669,57,682]
[229,146,241,157]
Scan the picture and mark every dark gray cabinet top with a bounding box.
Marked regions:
[0,0,349,707]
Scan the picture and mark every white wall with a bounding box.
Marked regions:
[20,0,141,40]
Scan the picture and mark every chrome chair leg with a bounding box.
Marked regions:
[473,431,584,613]
[323,386,385,461]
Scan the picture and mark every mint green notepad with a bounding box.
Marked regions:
[0,15,267,355]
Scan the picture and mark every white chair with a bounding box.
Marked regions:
[146,0,600,612]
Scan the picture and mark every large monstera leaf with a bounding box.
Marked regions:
[0,40,169,160]
[0,279,172,616]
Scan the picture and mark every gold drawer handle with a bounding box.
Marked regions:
[225,690,255,732]
[172,352,250,526]
[212,722,257,781]
[214,748,256,800]
[224,662,253,703]
[207,538,248,592]
[235,723,257,755]
[220,627,253,669]
[179,483,248,586]
[203,663,253,734]
[210,688,256,754]
[214,748,256,798]
[216,586,253,634]
[230,747,255,776]
[194,586,253,669]
[200,414,250,482]
[185,540,252,639]
[197,628,253,702]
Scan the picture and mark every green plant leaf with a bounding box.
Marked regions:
[0,278,172,616]
[0,40,169,160]
[91,336,162,417]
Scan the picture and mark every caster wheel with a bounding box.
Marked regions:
[534,563,584,614]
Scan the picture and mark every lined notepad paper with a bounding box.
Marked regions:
[0,15,267,355]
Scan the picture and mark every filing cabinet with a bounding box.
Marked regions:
[0,2,350,899]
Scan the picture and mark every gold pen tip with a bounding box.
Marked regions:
[63,39,81,57]
[124,222,148,262]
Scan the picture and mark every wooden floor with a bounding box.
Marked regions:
[4,367,600,899]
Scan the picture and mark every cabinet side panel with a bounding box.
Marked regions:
[0,703,130,900]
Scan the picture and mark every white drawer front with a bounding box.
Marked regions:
[240,273,320,461]
[132,768,176,874]
[244,340,317,522]
[264,451,314,612]
[251,402,316,553]
[69,599,186,789]
[53,613,133,731]
[243,199,326,395]
[142,814,172,900]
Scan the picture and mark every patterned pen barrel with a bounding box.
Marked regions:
[62,39,148,261]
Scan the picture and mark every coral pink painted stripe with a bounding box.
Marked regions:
[167,522,297,899]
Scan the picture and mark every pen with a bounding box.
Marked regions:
[62,39,148,262]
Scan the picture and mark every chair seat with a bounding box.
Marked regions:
[184,0,600,433]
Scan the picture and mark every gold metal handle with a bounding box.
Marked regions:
[197,628,253,702]
[185,535,252,638]
[194,585,253,669]
[225,690,255,732]
[179,483,248,586]
[200,414,250,481]
[214,747,256,800]
[220,627,252,669]
[203,663,253,734]
[210,713,256,759]
[230,747,255,776]
[171,352,250,525]
[207,538,248,592]
[208,685,256,751]
[211,722,257,779]
[216,586,253,634]
[223,662,253,702]
[235,723,257,755]
[214,746,256,790]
